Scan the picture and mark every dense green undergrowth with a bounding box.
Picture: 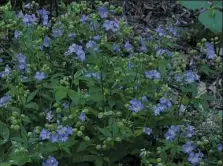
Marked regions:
[0,1,222,166]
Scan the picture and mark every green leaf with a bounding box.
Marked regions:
[178,1,210,10]
[68,90,80,105]
[26,90,39,103]
[199,9,222,32]
[0,162,12,166]
[25,102,39,110]
[0,121,10,145]
[73,155,97,163]
[55,87,68,102]
[95,159,104,166]
[77,141,89,152]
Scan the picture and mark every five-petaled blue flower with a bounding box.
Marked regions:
[79,112,87,121]
[143,127,152,135]
[0,94,11,108]
[42,156,58,166]
[34,72,45,81]
[98,6,109,18]
[145,70,161,80]
[182,142,196,154]
[188,152,203,165]
[103,20,119,32]
[129,99,144,113]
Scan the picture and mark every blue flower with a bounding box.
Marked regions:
[128,62,134,69]
[103,20,119,32]
[85,72,101,80]
[145,70,161,80]
[43,36,50,47]
[141,96,148,102]
[22,14,37,26]
[143,127,152,135]
[129,99,144,113]
[156,49,173,56]
[42,156,58,166]
[62,102,69,109]
[65,44,86,61]
[56,126,73,142]
[169,26,177,37]
[14,30,21,39]
[217,144,222,151]
[68,33,76,39]
[182,142,196,154]
[80,15,89,23]
[52,28,63,38]
[24,3,32,9]
[164,125,180,141]
[0,58,3,63]
[124,41,133,52]
[37,9,49,26]
[155,26,166,37]
[40,129,51,140]
[186,125,195,138]
[34,72,45,81]
[0,94,11,108]
[206,42,216,60]
[46,111,53,121]
[98,6,109,18]
[79,112,87,121]
[0,65,11,78]
[154,97,172,116]
[112,44,121,52]
[92,35,101,41]
[86,40,99,51]
[188,152,203,165]
[184,71,199,84]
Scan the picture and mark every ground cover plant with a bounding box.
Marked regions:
[0,1,222,166]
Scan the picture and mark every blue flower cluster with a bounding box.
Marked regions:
[37,8,49,26]
[0,94,11,108]
[65,44,86,61]
[145,70,161,80]
[129,99,144,113]
[175,71,199,84]
[42,156,58,166]
[16,53,27,71]
[22,14,38,26]
[164,125,180,141]
[103,20,119,32]
[40,126,73,143]
[154,97,172,116]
